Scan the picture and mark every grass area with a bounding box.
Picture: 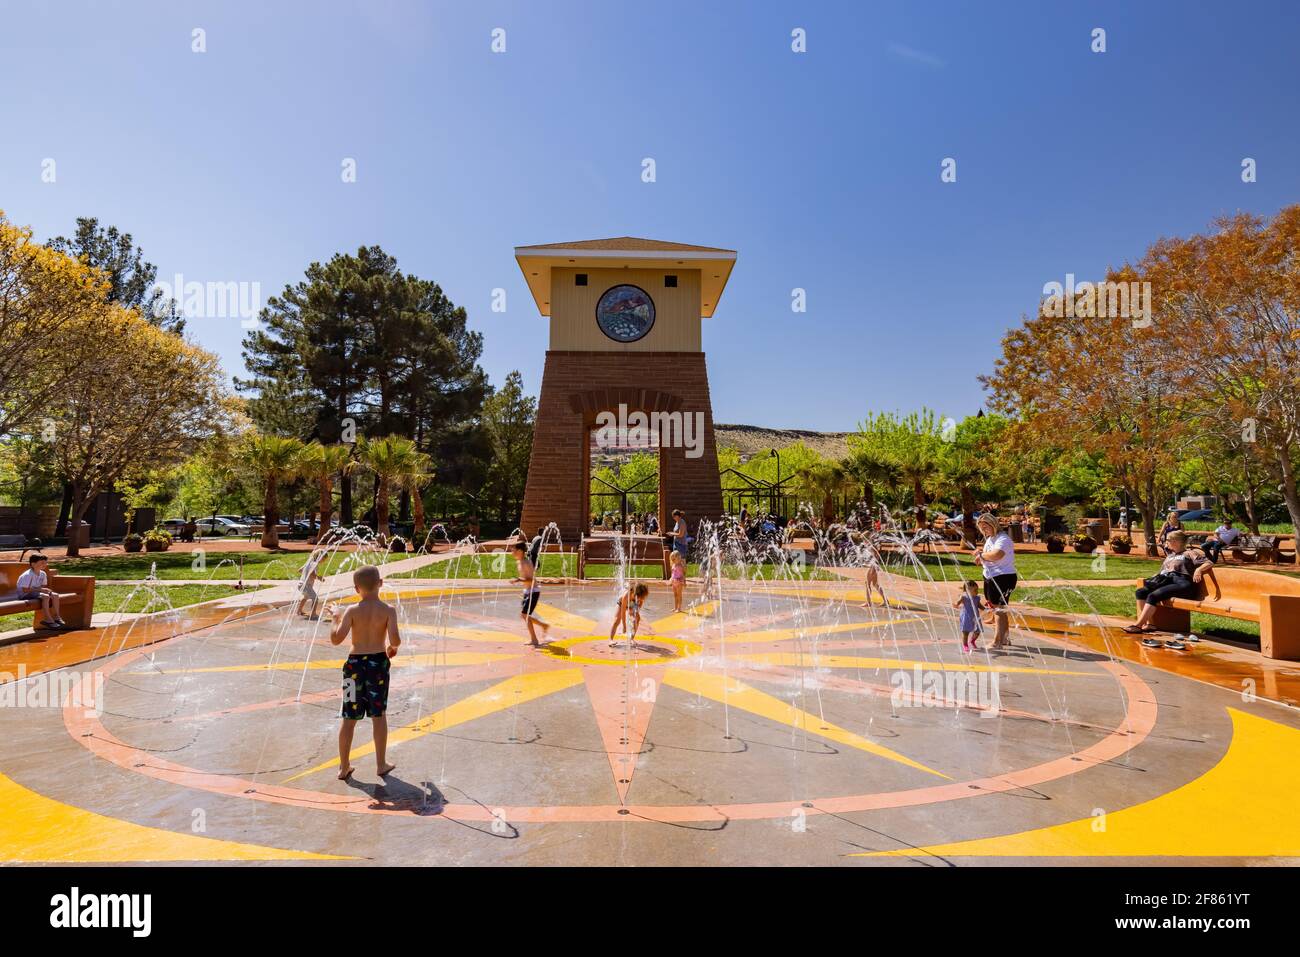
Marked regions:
[0,582,270,632]
[1183,520,1293,534]
[881,549,1163,582]
[1016,584,1260,643]
[883,547,1300,582]
[396,552,841,581]
[44,550,357,581]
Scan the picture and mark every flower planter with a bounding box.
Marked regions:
[1045,539,1066,553]
[123,537,143,553]
[143,538,169,552]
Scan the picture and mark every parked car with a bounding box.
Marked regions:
[1176,508,1213,522]
[196,517,253,537]
[160,518,188,534]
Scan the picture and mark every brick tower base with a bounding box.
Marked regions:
[520,351,723,543]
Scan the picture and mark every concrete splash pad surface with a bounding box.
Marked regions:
[2,579,1299,865]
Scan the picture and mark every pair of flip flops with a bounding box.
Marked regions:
[38,620,69,630]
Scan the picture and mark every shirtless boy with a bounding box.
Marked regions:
[511,540,550,647]
[326,565,401,781]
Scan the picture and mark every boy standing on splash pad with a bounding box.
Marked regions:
[326,565,400,781]
[511,540,550,647]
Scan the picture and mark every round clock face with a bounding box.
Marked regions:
[595,284,655,342]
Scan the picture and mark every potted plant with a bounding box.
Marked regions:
[1072,534,1096,553]
[1045,534,1066,553]
[143,527,173,553]
[1110,534,1133,555]
[122,532,144,553]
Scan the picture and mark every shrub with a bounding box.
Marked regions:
[142,527,173,553]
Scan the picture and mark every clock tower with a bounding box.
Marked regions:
[515,237,735,541]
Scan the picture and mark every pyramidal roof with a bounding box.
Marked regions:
[514,236,737,318]
[517,236,735,254]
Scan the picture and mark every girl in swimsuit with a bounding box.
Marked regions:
[610,582,650,645]
[670,551,686,612]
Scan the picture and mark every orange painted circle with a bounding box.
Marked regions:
[65,640,1157,825]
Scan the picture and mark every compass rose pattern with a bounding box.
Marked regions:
[102,583,1125,815]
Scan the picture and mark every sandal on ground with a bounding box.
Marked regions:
[1122,624,1152,634]
[1164,639,1186,650]
[1141,638,1163,649]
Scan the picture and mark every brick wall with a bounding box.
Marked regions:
[520,351,723,542]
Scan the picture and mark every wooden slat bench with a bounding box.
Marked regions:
[1230,535,1280,564]
[1134,565,1300,660]
[578,535,669,580]
[0,561,96,631]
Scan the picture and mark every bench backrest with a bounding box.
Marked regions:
[582,536,666,563]
[1196,566,1300,603]
[0,561,31,597]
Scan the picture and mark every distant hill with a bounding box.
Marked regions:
[714,424,851,462]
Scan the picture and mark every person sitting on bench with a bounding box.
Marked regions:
[1125,531,1213,647]
[17,553,68,630]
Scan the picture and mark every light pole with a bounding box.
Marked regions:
[770,448,780,517]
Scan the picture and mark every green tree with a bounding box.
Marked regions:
[480,370,535,524]
[238,247,487,525]
[852,411,944,527]
[236,434,305,549]
[935,414,1007,543]
[357,435,421,537]
[48,217,183,332]
[794,460,856,527]
[296,441,354,537]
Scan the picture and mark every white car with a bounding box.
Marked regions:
[196,517,252,537]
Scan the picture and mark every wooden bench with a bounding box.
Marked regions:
[0,561,96,631]
[1230,534,1280,564]
[1134,565,1300,660]
[578,535,669,580]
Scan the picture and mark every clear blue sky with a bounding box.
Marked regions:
[3,0,1298,431]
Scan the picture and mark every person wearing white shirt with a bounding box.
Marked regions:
[1214,519,1241,546]
[14,554,66,629]
[972,514,1017,649]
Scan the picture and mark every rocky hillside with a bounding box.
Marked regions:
[714,424,851,462]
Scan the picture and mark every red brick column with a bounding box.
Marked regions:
[520,351,723,543]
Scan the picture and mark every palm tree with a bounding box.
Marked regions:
[237,434,305,549]
[795,461,856,529]
[845,447,900,522]
[297,441,353,540]
[399,450,436,544]
[357,435,421,537]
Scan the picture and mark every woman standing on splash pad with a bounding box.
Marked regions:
[973,513,1017,649]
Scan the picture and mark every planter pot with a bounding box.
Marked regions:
[123,538,143,553]
[1112,543,1132,555]
[1046,540,1066,553]
[144,539,169,552]
[1072,542,1095,553]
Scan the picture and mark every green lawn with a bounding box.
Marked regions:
[881,550,1163,583]
[396,553,839,581]
[1183,520,1293,534]
[1016,584,1260,643]
[0,582,270,632]
[44,550,359,581]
